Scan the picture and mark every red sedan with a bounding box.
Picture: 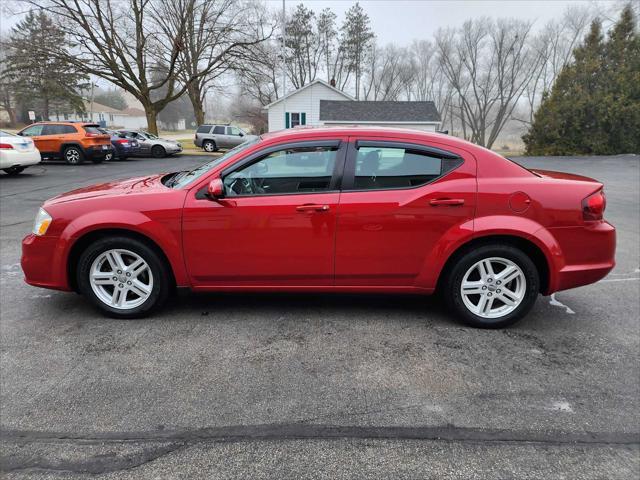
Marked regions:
[21,128,615,328]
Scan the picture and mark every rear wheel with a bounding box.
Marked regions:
[3,166,25,175]
[63,146,84,165]
[104,152,113,162]
[443,244,539,328]
[151,145,166,158]
[203,140,217,152]
[77,236,170,319]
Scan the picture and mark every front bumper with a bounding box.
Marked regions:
[549,221,616,292]
[21,234,71,291]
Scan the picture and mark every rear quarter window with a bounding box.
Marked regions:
[83,126,103,134]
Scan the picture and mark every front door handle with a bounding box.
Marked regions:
[296,204,330,212]
[429,198,465,206]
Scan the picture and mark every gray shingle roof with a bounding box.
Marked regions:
[319,100,440,123]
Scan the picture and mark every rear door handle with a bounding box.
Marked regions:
[296,204,330,212]
[429,198,465,206]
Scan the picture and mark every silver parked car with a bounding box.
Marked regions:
[117,130,183,158]
[194,124,257,152]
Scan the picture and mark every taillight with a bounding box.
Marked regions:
[85,132,99,137]
[582,189,606,221]
[0,143,13,149]
[116,139,129,144]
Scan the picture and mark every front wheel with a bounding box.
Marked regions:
[77,236,170,318]
[443,244,539,328]
[104,152,113,162]
[151,145,166,158]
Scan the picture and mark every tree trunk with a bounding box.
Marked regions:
[187,83,205,126]
[144,105,159,135]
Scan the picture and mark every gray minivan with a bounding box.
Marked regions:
[194,124,257,152]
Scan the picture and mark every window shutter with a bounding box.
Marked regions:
[301,112,306,125]
[285,112,290,129]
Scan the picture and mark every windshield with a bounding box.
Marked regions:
[170,137,261,189]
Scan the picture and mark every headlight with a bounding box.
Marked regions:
[33,208,52,236]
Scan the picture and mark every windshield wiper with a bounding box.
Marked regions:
[165,171,189,188]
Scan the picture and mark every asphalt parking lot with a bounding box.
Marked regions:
[1,153,638,478]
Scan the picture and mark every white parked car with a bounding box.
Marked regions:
[0,130,41,175]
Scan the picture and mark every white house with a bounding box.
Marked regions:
[264,79,354,131]
[48,100,148,129]
[264,79,442,132]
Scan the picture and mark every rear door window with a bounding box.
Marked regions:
[213,126,225,134]
[349,144,462,190]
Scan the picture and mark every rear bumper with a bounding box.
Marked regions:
[21,234,71,291]
[85,146,113,159]
[548,221,616,293]
[0,150,41,169]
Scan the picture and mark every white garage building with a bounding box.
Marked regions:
[264,79,441,132]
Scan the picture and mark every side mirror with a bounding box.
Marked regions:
[239,132,244,137]
[207,177,224,199]
[17,132,24,136]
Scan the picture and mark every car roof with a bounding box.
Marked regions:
[260,126,479,150]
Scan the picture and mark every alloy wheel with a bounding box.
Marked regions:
[65,149,80,164]
[460,257,526,319]
[89,249,153,310]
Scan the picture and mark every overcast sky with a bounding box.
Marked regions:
[266,0,618,45]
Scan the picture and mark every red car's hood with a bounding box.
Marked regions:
[529,169,600,184]
[46,174,167,205]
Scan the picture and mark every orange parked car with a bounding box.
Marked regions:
[17,122,113,164]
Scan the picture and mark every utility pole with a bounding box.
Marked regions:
[89,80,95,122]
[281,0,286,128]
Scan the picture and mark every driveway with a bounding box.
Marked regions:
[1,154,638,478]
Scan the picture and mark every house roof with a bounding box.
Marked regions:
[83,100,123,114]
[263,79,354,109]
[319,100,441,123]
[121,107,146,117]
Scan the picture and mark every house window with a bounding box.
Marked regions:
[285,112,306,128]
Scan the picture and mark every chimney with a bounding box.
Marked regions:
[330,78,336,88]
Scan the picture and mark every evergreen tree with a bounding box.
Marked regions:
[3,11,87,121]
[341,3,375,100]
[523,5,639,155]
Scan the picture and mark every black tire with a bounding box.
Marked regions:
[76,236,170,319]
[3,166,25,175]
[63,146,85,165]
[151,145,166,158]
[202,140,217,152]
[443,244,539,329]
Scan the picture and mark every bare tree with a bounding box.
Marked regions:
[160,0,271,125]
[236,38,283,106]
[362,44,414,101]
[408,39,454,128]
[436,18,541,148]
[520,6,592,124]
